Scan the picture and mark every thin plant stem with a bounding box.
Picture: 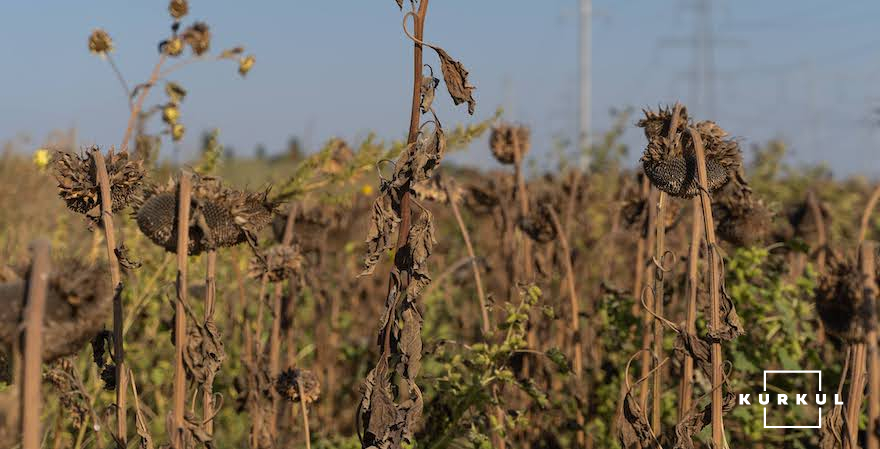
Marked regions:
[91,148,127,448]
[105,54,132,109]
[638,187,657,411]
[121,55,167,152]
[678,198,702,417]
[861,241,879,449]
[269,204,298,437]
[203,249,217,436]
[689,126,725,447]
[21,239,50,449]
[172,171,192,449]
[805,191,827,273]
[546,207,586,448]
[447,192,490,335]
[858,184,880,244]
[651,190,666,433]
[298,385,312,449]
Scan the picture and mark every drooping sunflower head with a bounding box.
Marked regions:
[275,368,321,404]
[489,123,530,165]
[713,186,773,247]
[638,106,743,198]
[135,175,277,255]
[52,147,145,214]
[815,254,870,343]
[248,244,304,283]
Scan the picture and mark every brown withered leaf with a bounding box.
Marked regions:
[616,390,659,449]
[419,73,439,113]
[433,47,476,115]
[405,210,435,299]
[395,0,404,9]
[673,392,735,449]
[706,287,745,341]
[361,191,399,276]
[674,332,712,378]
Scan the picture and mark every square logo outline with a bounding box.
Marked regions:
[762,370,822,429]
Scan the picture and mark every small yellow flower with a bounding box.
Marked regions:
[88,29,113,55]
[171,124,185,141]
[238,54,255,77]
[164,37,184,56]
[33,149,50,169]
[361,184,374,196]
[162,104,180,125]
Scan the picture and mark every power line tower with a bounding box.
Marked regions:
[661,0,742,117]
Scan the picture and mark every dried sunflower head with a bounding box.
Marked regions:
[249,244,303,282]
[135,175,277,255]
[52,147,145,214]
[412,174,463,205]
[638,106,743,198]
[0,260,112,362]
[816,254,870,343]
[88,29,113,55]
[182,22,210,55]
[275,368,320,404]
[713,187,773,247]
[489,124,530,165]
[168,0,188,19]
[518,203,557,244]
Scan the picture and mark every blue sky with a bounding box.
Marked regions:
[1,1,878,176]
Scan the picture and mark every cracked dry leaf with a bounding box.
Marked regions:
[434,47,476,115]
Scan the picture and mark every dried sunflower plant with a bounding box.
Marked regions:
[357,1,476,448]
[43,1,257,447]
[617,104,746,449]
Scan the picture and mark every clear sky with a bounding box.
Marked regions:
[1,1,878,176]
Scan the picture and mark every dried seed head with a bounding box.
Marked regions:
[489,124,530,165]
[88,29,113,54]
[135,175,277,255]
[249,244,303,282]
[163,37,184,56]
[182,22,211,55]
[0,260,112,362]
[275,368,320,404]
[52,147,145,214]
[816,255,870,343]
[239,54,255,77]
[638,107,743,198]
[271,203,342,244]
[168,0,189,19]
[518,203,557,244]
[412,174,463,205]
[714,187,773,247]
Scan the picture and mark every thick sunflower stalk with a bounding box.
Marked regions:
[358,1,476,448]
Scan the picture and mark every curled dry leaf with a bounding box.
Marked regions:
[419,71,439,113]
[434,47,476,115]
